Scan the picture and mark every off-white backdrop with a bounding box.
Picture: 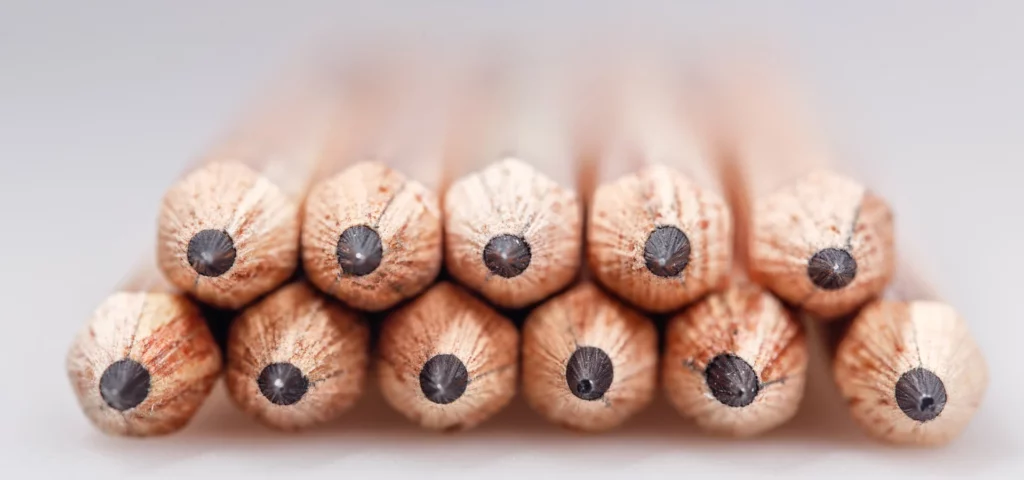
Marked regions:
[1,1,1019,478]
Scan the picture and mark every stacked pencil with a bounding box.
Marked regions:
[65,45,987,446]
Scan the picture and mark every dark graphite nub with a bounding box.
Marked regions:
[807,247,857,290]
[483,234,531,278]
[419,354,469,405]
[187,229,237,277]
[336,225,383,276]
[644,226,691,278]
[99,358,152,411]
[566,346,614,401]
[895,367,947,422]
[257,362,310,406]
[705,353,760,408]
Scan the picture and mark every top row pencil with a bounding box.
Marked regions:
[154,48,895,318]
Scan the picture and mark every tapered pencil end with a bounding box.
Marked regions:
[419,354,470,405]
[895,367,947,423]
[257,362,310,406]
[566,346,614,401]
[99,359,152,412]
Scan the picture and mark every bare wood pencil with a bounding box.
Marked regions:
[661,280,808,437]
[661,99,809,437]
[157,68,340,309]
[376,282,519,431]
[302,54,448,311]
[443,56,583,308]
[833,262,988,446]
[521,283,658,432]
[66,263,222,436]
[225,281,369,431]
[709,58,895,319]
[587,58,732,313]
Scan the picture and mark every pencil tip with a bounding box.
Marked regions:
[336,225,383,276]
[566,346,614,401]
[807,247,857,290]
[419,354,469,405]
[895,367,947,422]
[257,362,309,406]
[644,226,691,278]
[99,359,151,411]
[187,229,237,277]
[705,354,760,408]
[483,234,531,278]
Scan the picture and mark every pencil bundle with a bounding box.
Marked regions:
[67,46,988,447]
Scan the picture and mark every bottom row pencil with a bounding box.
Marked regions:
[67,278,986,446]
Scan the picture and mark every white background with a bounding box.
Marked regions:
[1,1,1020,478]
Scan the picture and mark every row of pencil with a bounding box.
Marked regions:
[66,48,987,446]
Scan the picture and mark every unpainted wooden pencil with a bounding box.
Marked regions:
[302,53,448,311]
[66,264,222,436]
[833,263,988,446]
[443,55,583,308]
[708,57,895,319]
[376,282,519,431]
[157,67,340,309]
[521,283,658,432]
[225,281,369,431]
[587,58,732,313]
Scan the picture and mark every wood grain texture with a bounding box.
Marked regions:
[302,161,442,311]
[66,292,222,436]
[225,282,369,431]
[377,282,519,431]
[521,283,658,432]
[834,300,987,446]
[444,158,582,308]
[662,282,808,437]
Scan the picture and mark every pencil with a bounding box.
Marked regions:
[521,283,658,432]
[587,57,732,313]
[661,282,808,437]
[225,281,369,431]
[66,264,222,436]
[710,57,895,319]
[302,55,447,311]
[157,67,339,309]
[832,263,988,445]
[661,85,810,437]
[376,282,519,431]
[443,55,583,308]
